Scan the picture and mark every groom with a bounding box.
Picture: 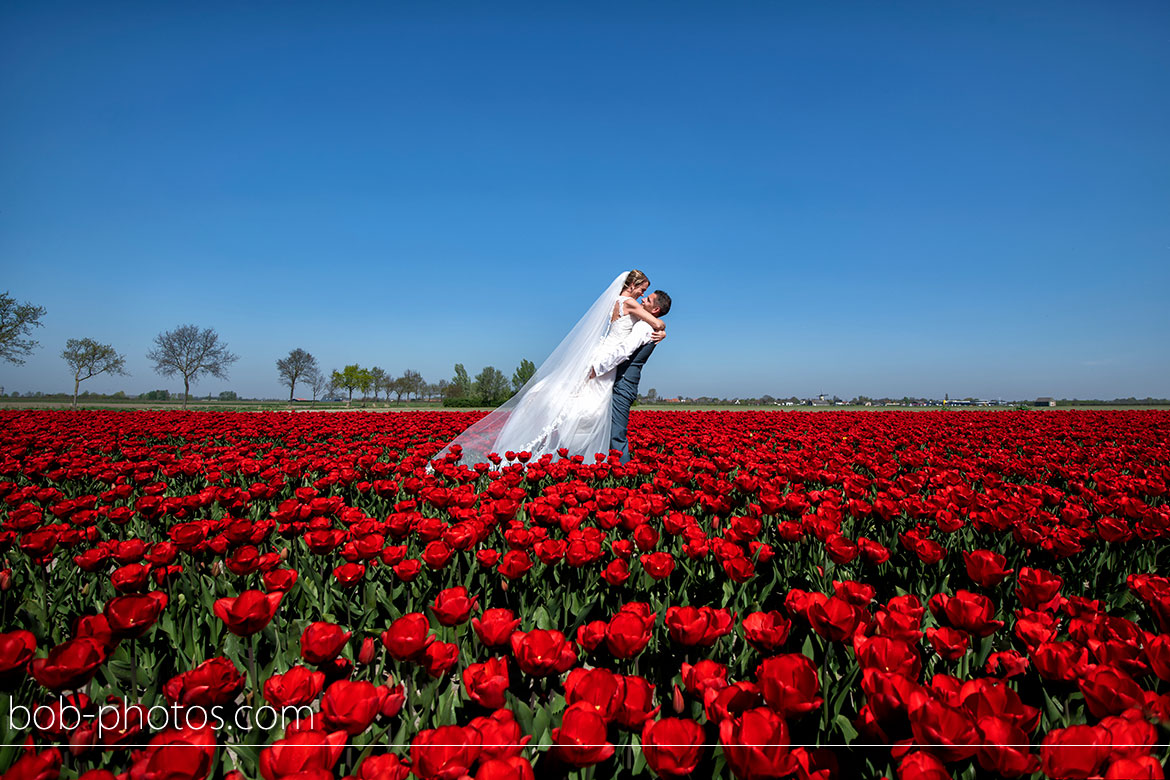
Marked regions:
[589,290,673,463]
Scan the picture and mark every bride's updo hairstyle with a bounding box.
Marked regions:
[622,269,649,291]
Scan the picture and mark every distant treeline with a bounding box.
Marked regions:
[1055,398,1170,405]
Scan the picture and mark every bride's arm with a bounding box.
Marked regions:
[625,299,665,331]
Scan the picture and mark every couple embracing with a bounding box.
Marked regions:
[436,270,672,467]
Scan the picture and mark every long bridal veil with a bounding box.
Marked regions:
[433,272,626,467]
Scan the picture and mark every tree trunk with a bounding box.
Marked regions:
[289,381,295,402]
[73,377,80,409]
[184,377,190,409]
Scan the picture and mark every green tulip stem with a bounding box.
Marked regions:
[130,638,138,697]
[248,633,258,705]
[41,567,51,639]
[820,639,833,735]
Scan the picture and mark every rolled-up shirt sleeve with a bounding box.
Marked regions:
[591,322,654,377]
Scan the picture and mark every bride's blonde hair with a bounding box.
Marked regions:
[622,269,649,291]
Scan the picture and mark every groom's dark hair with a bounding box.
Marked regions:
[651,290,672,316]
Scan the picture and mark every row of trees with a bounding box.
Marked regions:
[444,360,535,406]
[4,290,534,409]
[324,365,428,404]
[2,292,241,409]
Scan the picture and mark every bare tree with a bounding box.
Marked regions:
[389,376,406,403]
[308,368,330,401]
[276,348,318,401]
[62,338,129,408]
[401,369,424,401]
[369,367,389,403]
[0,292,47,364]
[147,325,238,409]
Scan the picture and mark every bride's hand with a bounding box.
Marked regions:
[650,330,666,343]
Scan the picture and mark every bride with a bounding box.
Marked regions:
[433,270,665,467]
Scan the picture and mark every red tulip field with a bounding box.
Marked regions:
[1,409,1168,780]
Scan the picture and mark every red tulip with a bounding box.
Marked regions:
[353,753,411,780]
[719,707,794,780]
[615,674,660,728]
[332,562,365,587]
[807,595,863,642]
[6,747,62,780]
[258,729,347,780]
[30,638,107,691]
[1078,665,1147,718]
[824,533,858,564]
[1146,634,1170,681]
[1016,567,1064,610]
[104,592,168,639]
[263,665,325,708]
[895,751,952,780]
[975,716,1039,777]
[962,550,1013,588]
[756,654,822,719]
[551,702,614,767]
[422,641,460,678]
[933,590,1004,637]
[472,609,521,648]
[463,657,509,709]
[742,611,791,653]
[320,679,386,735]
[641,717,705,777]
[602,558,632,585]
[640,551,675,579]
[925,627,969,661]
[475,756,534,780]
[129,726,216,780]
[472,708,530,761]
[496,550,533,579]
[1104,757,1165,780]
[392,558,422,581]
[858,536,891,565]
[411,725,481,780]
[907,697,979,763]
[575,620,607,653]
[162,657,244,707]
[605,609,655,658]
[0,629,37,674]
[263,568,298,592]
[680,659,729,698]
[564,667,624,721]
[213,590,282,636]
[510,629,577,677]
[432,587,477,626]
[704,681,763,724]
[854,635,922,679]
[110,562,151,593]
[1031,641,1090,682]
[380,613,433,661]
[984,650,1030,678]
[300,621,352,665]
[1039,725,1108,780]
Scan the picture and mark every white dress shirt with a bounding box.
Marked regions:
[591,320,654,378]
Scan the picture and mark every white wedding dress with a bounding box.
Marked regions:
[433,273,635,467]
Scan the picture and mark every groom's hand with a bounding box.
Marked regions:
[650,330,666,343]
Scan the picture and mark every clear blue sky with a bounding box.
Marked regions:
[3,1,1168,400]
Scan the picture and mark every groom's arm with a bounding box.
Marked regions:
[591,322,658,377]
